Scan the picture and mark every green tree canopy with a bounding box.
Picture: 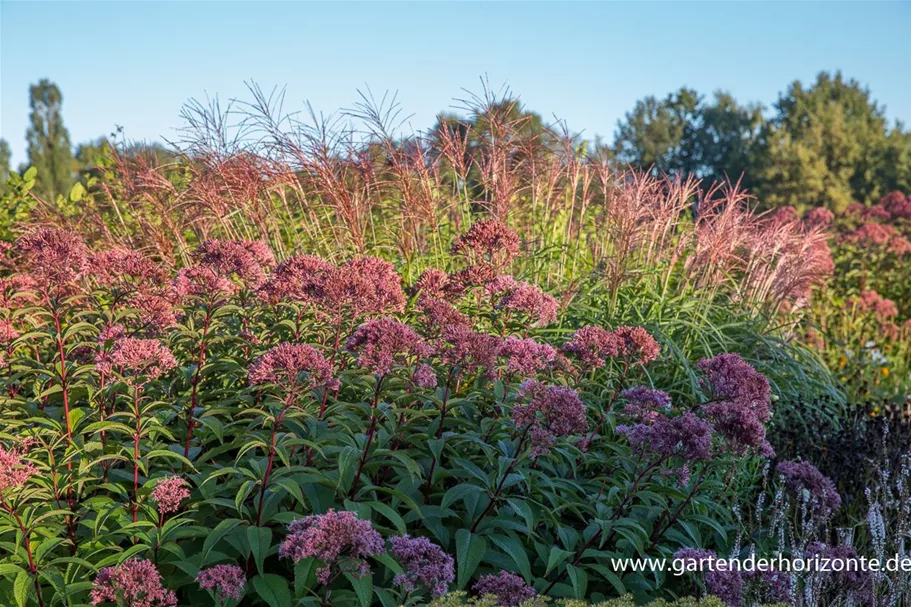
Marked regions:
[25,78,75,202]
[753,71,906,211]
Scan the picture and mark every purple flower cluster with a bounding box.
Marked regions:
[279,509,384,583]
[412,363,438,389]
[802,207,835,230]
[412,268,464,301]
[197,564,246,602]
[805,542,873,605]
[472,571,536,607]
[388,534,455,597]
[620,386,672,423]
[320,256,407,319]
[151,476,191,515]
[173,265,238,299]
[90,558,177,607]
[127,291,180,332]
[697,354,773,456]
[440,326,503,376]
[513,380,589,456]
[776,460,842,514]
[95,337,178,382]
[672,548,791,607]
[248,343,337,393]
[619,412,714,463]
[486,275,559,327]
[345,318,433,377]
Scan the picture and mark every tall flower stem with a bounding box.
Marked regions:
[183,307,213,463]
[255,392,295,527]
[131,386,144,525]
[1,500,44,607]
[52,305,78,554]
[348,378,385,499]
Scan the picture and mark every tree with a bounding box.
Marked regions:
[25,79,75,201]
[612,88,762,185]
[0,139,10,186]
[752,71,900,211]
[613,88,700,173]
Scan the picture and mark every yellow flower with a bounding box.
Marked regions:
[838,355,847,368]
[881,367,890,377]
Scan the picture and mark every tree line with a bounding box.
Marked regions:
[2,71,909,213]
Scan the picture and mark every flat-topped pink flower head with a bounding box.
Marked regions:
[248,343,337,393]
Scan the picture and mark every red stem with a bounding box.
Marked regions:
[2,500,44,607]
[183,308,213,463]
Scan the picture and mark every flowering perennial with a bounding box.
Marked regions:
[389,534,455,597]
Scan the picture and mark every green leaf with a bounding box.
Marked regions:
[69,181,86,202]
[252,574,292,607]
[545,546,575,576]
[455,529,487,589]
[294,558,317,598]
[13,570,30,607]
[202,518,241,565]
[567,564,588,599]
[247,525,272,575]
[344,572,374,607]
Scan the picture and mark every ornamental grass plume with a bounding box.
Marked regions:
[192,239,275,288]
[0,441,36,494]
[248,343,337,393]
[345,318,433,377]
[89,558,177,607]
[95,338,177,383]
[389,534,455,597]
[16,227,90,286]
[279,509,384,583]
[513,380,588,456]
[485,275,559,327]
[151,476,190,515]
[451,218,520,268]
[196,564,246,602]
[472,571,536,607]
[776,460,842,514]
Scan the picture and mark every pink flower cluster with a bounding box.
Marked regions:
[697,353,773,456]
[193,239,275,288]
[513,380,589,456]
[847,289,898,320]
[412,268,465,301]
[95,337,177,382]
[279,509,385,583]
[440,326,503,376]
[89,248,167,289]
[173,265,238,299]
[845,222,911,256]
[197,564,246,601]
[90,559,177,607]
[0,441,36,493]
[563,325,661,370]
[248,343,337,393]
[389,534,455,597]
[16,228,90,287]
[151,476,191,515]
[345,318,433,377]
[472,570,536,607]
[673,548,792,607]
[776,460,842,514]
[486,275,558,327]
[499,336,558,378]
[451,218,520,266]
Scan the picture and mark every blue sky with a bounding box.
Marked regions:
[1,1,909,167]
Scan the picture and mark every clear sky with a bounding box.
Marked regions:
[1,1,910,167]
